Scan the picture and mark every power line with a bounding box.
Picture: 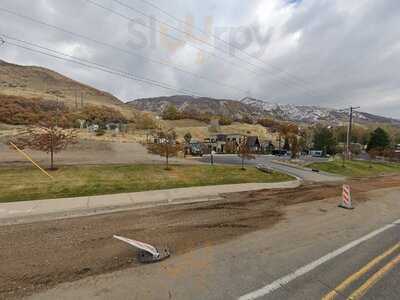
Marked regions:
[0,6,274,102]
[110,0,325,97]
[91,0,328,102]
[3,36,205,97]
[0,7,254,98]
[2,4,334,104]
[135,0,319,89]
[84,1,270,77]
[1,3,326,103]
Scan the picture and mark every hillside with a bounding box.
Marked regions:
[129,95,258,120]
[0,59,123,108]
[128,95,400,126]
[240,98,400,126]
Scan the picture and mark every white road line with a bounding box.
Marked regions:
[239,218,400,300]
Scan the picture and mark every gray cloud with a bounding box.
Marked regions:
[0,0,399,118]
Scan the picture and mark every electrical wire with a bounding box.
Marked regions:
[3,36,205,97]
[0,6,274,101]
[135,0,324,89]
[109,0,324,98]
[88,0,331,103]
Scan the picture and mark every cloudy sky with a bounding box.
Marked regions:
[0,0,399,118]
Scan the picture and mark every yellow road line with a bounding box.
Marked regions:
[322,242,400,300]
[9,142,54,180]
[347,253,400,300]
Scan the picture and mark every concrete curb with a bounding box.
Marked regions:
[271,160,346,179]
[0,181,301,225]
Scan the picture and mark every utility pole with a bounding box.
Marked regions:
[346,106,360,160]
[277,133,282,152]
[75,90,78,111]
[55,96,60,127]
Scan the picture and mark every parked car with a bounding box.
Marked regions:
[310,150,323,157]
[188,142,203,157]
[272,150,288,156]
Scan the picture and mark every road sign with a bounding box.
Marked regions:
[113,235,170,263]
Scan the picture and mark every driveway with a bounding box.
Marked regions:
[195,155,344,182]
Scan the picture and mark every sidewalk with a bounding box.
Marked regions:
[0,180,300,225]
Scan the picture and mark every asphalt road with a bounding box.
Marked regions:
[243,221,400,300]
[195,155,343,182]
[26,187,400,300]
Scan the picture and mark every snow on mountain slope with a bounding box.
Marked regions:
[240,97,400,125]
[128,95,400,126]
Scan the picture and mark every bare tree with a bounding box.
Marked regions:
[290,135,300,159]
[183,132,192,156]
[11,116,77,170]
[279,123,299,158]
[147,130,181,170]
[237,136,256,170]
[367,148,380,168]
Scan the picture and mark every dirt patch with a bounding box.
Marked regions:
[1,175,400,299]
[0,140,195,167]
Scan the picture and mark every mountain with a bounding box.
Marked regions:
[240,97,400,125]
[128,95,400,126]
[0,59,123,108]
[129,95,257,120]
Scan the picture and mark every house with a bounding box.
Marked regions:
[205,133,242,153]
[204,134,262,154]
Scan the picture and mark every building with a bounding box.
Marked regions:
[205,133,240,153]
[204,134,261,154]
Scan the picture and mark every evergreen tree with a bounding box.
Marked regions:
[367,127,390,151]
[313,126,337,155]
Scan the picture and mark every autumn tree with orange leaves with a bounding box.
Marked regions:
[147,130,181,170]
[237,136,256,170]
[11,114,77,170]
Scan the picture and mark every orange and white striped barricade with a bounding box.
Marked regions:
[339,184,354,209]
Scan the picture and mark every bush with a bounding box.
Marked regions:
[0,95,69,125]
[75,105,127,126]
[218,115,233,126]
[241,115,254,124]
[257,118,281,130]
[162,104,181,120]
[135,113,158,130]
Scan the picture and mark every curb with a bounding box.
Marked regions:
[0,196,222,226]
[0,182,301,226]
